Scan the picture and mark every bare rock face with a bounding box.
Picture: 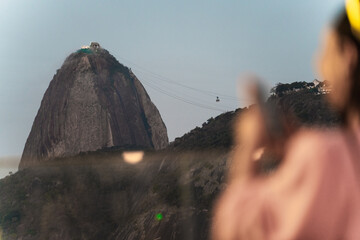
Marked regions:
[19,45,168,169]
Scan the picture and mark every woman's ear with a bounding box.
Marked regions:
[342,38,359,73]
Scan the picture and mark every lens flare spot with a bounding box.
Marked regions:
[122,151,144,164]
[252,147,265,161]
[156,213,163,221]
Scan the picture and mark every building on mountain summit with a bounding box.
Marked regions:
[90,42,101,49]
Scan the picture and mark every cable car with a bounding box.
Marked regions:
[216,96,220,102]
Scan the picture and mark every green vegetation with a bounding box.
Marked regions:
[270,81,316,96]
[170,80,339,152]
[27,229,37,236]
[169,110,238,151]
[270,85,339,126]
[77,48,93,54]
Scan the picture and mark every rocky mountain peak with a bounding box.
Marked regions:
[19,45,169,169]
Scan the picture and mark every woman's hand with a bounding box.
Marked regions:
[229,105,269,181]
[229,81,296,181]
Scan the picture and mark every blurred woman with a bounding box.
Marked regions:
[212,5,360,240]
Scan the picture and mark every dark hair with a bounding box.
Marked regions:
[333,10,360,123]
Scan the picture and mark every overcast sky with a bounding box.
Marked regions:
[0,0,343,176]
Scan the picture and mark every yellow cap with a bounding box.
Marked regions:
[346,0,360,37]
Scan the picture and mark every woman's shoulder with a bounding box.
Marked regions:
[281,127,350,172]
[270,127,354,200]
[288,127,346,156]
[292,127,343,144]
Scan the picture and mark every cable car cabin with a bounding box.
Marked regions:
[216,97,220,102]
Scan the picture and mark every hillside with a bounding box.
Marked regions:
[169,81,339,151]
[268,80,338,126]
[0,150,227,240]
[0,80,340,240]
[169,109,242,151]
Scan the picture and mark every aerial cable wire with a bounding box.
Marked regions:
[116,55,245,102]
[140,78,234,110]
[140,78,221,106]
[142,83,227,112]
[136,67,239,101]
[135,68,245,103]
[141,80,228,112]
[138,74,235,108]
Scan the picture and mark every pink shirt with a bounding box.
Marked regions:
[212,129,360,240]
